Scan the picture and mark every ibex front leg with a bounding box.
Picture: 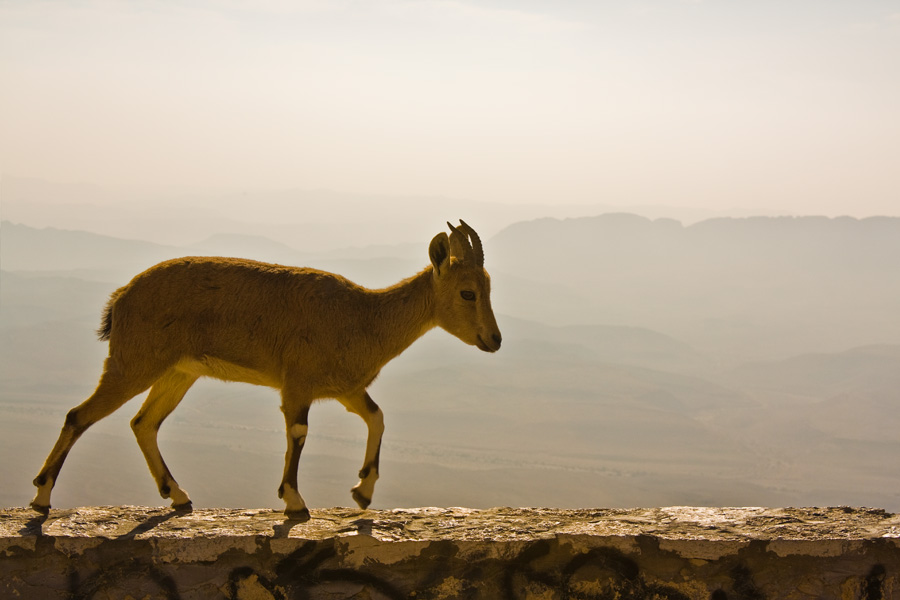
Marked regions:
[278,390,311,521]
[339,391,384,509]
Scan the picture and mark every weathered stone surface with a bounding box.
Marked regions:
[1,505,898,599]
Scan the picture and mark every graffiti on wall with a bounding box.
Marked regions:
[46,538,891,600]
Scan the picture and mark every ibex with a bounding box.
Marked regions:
[31,220,501,520]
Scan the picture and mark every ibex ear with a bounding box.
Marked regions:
[429,232,451,276]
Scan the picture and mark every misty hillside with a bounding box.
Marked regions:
[1,216,898,511]
[732,345,900,397]
[0,222,420,289]
[1,177,784,249]
[186,233,306,266]
[492,214,900,362]
[1,221,173,274]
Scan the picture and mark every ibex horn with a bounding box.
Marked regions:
[457,219,484,267]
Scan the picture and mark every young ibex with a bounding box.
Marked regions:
[31,220,501,520]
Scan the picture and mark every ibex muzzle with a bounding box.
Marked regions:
[31,220,501,520]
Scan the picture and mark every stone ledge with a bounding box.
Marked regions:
[2,506,899,599]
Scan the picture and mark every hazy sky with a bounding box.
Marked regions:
[2,1,899,215]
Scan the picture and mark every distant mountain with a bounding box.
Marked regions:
[311,242,423,262]
[488,317,711,375]
[490,214,900,361]
[493,213,900,282]
[1,221,174,274]
[726,344,900,446]
[730,344,900,397]
[185,233,305,265]
[2,176,796,247]
[0,271,113,328]
[0,221,424,287]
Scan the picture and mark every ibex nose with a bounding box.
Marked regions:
[492,333,502,349]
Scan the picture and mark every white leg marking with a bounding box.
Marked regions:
[32,477,54,507]
[280,483,307,513]
[352,473,378,502]
[290,423,308,441]
[168,484,191,506]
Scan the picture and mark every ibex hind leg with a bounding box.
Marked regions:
[31,358,163,513]
[131,369,198,510]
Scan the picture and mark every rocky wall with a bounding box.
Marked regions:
[2,505,899,599]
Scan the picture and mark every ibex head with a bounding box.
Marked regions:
[428,220,502,353]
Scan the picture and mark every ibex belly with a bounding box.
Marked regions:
[175,356,281,388]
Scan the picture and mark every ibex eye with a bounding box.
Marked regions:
[460,290,476,301]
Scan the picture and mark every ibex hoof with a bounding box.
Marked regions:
[171,501,193,512]
[284,508,310,522]
[351,488,371,510]
[30,502,50,515]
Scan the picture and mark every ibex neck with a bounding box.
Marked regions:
[367,266,436,361]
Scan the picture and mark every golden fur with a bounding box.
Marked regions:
[31,221,501,519]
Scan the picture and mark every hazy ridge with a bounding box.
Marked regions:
[1,212,898,511]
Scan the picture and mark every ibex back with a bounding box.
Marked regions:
[31,220,501,520]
